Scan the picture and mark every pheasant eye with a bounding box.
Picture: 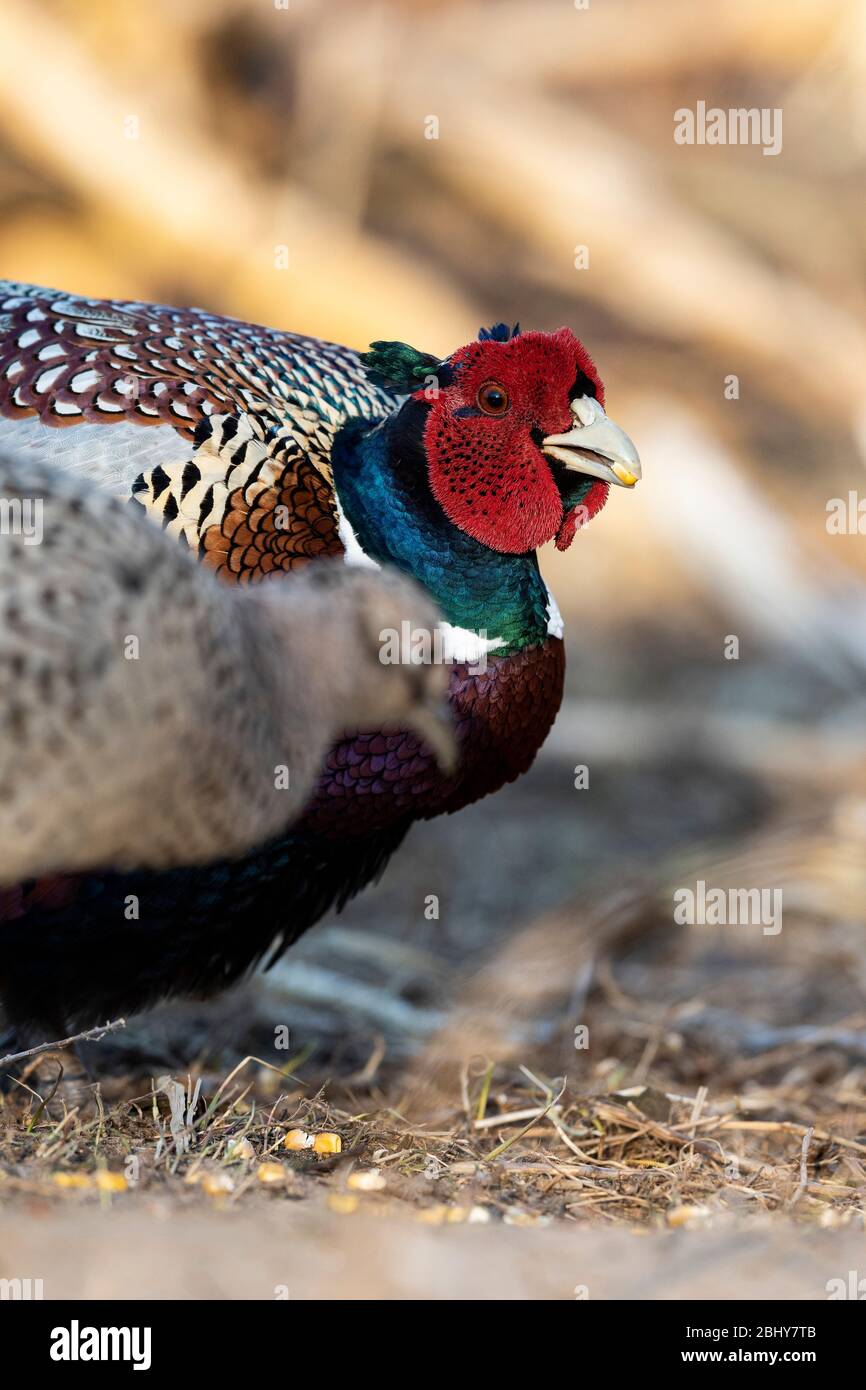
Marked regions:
[476,381,510,416]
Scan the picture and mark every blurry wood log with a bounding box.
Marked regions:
[674,1010,866,1061]
[0,0,476,351]
[627,398,866,685]
[675,165,866,311]
[355,54,866,429]
[443,0,849,87]
[542,700,866,788]
[290,1,394,225]
[400,781,866,1118]
[0,208,155,303]
[262,962,446,1037]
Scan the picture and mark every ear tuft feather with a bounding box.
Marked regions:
[360,341,443,392]
[478,322,521,343]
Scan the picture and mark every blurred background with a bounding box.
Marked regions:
[1,0,866,1280]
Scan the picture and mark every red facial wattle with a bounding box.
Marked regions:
[554,481,610,552]
[418,327,609,556]
[424,411,564,553]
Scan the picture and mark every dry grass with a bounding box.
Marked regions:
[4,878,865,1236]
[2,1056,864,1232]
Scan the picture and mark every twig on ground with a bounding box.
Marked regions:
[0,1018,126,1071]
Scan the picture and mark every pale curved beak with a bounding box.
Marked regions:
[542,398,642,488]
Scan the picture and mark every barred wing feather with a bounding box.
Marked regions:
[0,281,397,578]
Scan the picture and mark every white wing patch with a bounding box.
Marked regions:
[0,415,192,494]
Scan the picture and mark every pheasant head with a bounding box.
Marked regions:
[361,322,640,556]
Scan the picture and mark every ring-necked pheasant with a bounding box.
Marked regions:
[0,451,453,882]
[0,282,640,1042]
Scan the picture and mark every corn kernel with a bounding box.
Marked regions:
[347,1169,385,1192]
[95,1171,128,1193]
[416,1204,450,1225]
[52,1172,91,1189]
[257,1162,287,1185]
[468,1205,491,1224]
[503,1208,549,1227]
[666,1204,710,1229]
[200,1171,234,1196]
[226,1137,255,1162]
[312,1132,342,1155]
[283,1128,313,1151]
[327,1193,359,1214]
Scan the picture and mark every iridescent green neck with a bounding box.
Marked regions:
[332,416,553,654]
